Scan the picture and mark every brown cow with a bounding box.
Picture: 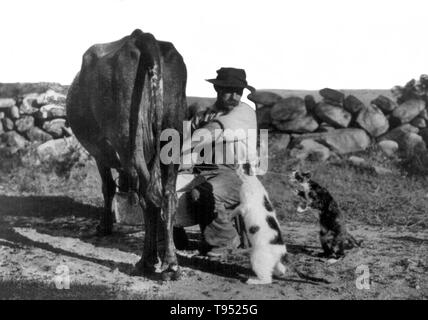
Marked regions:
[66,29,187,279]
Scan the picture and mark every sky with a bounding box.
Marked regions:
[1,0,428,97]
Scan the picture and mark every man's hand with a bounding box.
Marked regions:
[180,121,223,170]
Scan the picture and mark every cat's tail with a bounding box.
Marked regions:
[281,253,331,284]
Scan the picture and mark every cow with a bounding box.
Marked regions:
[66,29,187,280]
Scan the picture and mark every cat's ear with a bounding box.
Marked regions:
[303,171,312,179]
[293,171,302,181]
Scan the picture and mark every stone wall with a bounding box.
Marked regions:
[0,88,71,155]
[2,76,428,164]
[248,75,428,161]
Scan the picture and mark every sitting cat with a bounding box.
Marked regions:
[233,164,329,284]
[291,170,361,259]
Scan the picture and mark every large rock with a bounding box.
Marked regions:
[37,104,67,119]
[317,122,335,132]
[271,96,306,122]
[348,155,366,166]
[371,95,397,114]
[321,129,371,154]
[1,117,14,131]
[36,136,84,160]
[344,95,365,114]
[0,98,16,109]
[410,117,427,129]
[392,99,425,123]
[400,133,425,154]
[377,140,399,157]
[315,102,351,128]
[419,108,428,121]
[387,114,401,129]
[256,105,272,129]
[0,131,28,153]
[347,156,393,175]
[26,126,53,143]
[42,118,67,138]
[20,93,40,114]
[418,128,428,146]
[290,139,330,161]
[356,103,389,137]
[247,91,282,106]
[378,124,420,151]
[319,88,345,104]
[378,124,419,142]
[269,133,291,154]
[273,115,318,133]
[292,128,371,154]
[304,95,317,113]
[10,105,20,120]
[322,99,343,108]
[36,89,66,106]
[15,115,35,133]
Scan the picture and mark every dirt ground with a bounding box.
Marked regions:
[0,189,426,300]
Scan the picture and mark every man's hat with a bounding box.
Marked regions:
[206,67,255,92]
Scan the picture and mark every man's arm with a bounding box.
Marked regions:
[180,120,223,170]
[181,121,222,153]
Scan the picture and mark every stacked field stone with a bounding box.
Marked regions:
[2,75,428,164]
[0,89,70,154]
[248,74,428,161]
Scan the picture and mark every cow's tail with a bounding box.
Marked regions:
[129,30,164,208]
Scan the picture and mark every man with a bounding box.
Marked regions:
[181,67,258,257]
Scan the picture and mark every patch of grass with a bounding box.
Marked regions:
[0,144,92,195]
[0,148,24,172]
[260,147,428,229]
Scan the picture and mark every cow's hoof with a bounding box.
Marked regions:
[96,224,113,236]
[161,266,181,281]
[131,260,156,277]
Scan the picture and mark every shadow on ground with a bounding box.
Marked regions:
[0,278,174,300]
[0,194,325,285]
[0,195,102,219]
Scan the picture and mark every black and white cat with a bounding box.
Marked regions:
[291,170,361,259]
[232,164,329,284]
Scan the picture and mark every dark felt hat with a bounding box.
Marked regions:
[206,67,255,92]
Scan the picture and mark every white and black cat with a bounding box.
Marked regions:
[232,164,329,284]
[291,170,361,259]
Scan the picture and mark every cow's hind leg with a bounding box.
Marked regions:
[96,161,116,235]
[133,201,161,275]
[160,164,180,281]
